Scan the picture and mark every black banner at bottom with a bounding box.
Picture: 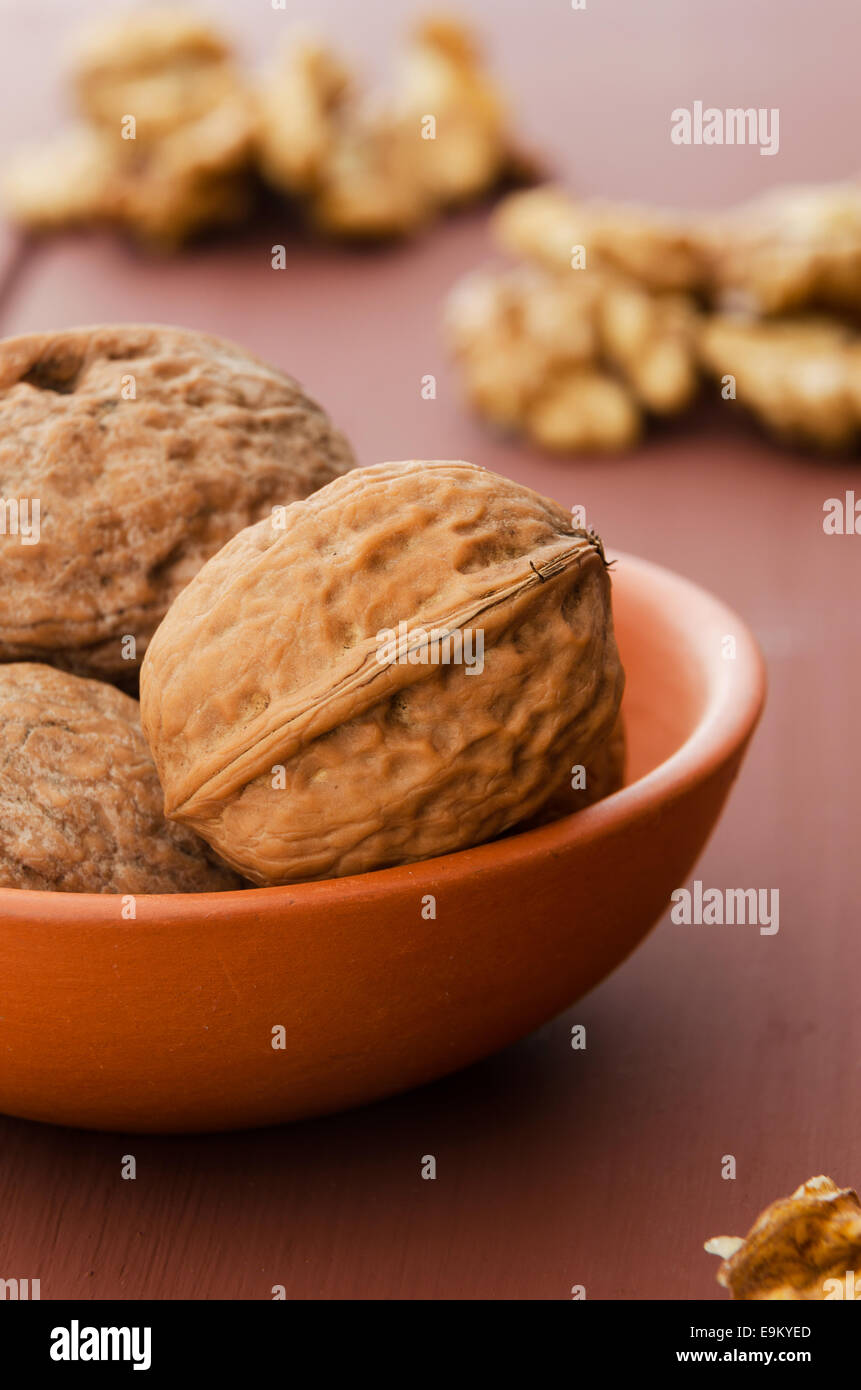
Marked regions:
[0,1297,854,1376]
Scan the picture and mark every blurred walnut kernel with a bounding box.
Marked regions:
[707,179,861,316]
[4,9,255,248]
[706,1176,861,1300]
[495,185,710,293]
[256,17,528,239]
[700,314,861,451]
[448,179,861,455]
[4,11,530,247]
[445,259,698,453]
[71,9,240,144]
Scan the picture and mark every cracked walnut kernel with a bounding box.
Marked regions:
[706,1176,861,1301]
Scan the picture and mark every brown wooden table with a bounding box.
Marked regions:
[0,0,859,1300]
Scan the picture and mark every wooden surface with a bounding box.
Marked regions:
[0,0,859,1300]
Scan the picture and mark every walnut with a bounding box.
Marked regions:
[2,109,254,249]
[257,34,434,239]
[707,179,861,316]
[254,35,354,196]
[140,460,624,885]
[444,265,607,437]
[392,16,518,206]
[5,11,530,247]
[706,1176,861,1300]
[0,663,240,893]
[106,91,256,249]
[309,99,434,240]
[514,712,626,830]
[70,8,240,145]
[598,277,699,415]
[494,185,710,293]
[0,324,355,680]
[445,262,698,452]
[4,9,255,247]
[255,18,525,240]
[1,127,118,234]
[699,313,861,451]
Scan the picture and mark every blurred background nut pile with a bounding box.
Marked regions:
[446,179,861,454]
[3,8,529,248]
[4,10,256,247]
[701,180,861,451]
[256,18,530,239]
[446,185,707,454]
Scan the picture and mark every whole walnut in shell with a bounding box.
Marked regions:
[0,664,240,893]
[141,460,624,884]
[515,713,626,830]
[0,324,354,681]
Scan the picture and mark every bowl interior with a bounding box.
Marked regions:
[611,556,710,787]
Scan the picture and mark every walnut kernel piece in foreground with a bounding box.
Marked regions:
[706,1176,861,1300]
[141,460,624,885]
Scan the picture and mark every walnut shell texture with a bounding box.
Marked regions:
[0,324,355,679]
[0,664,240,893]
[514,712,626,830]
[141,460,624,885]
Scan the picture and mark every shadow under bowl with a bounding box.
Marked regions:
[0,552,766,1132]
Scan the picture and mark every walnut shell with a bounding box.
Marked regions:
[0,324,355,680]
[140,460,624,885]
[0,663,240,893]
[514,712,626,830]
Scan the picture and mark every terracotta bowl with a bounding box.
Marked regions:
[0,553,765,1133]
